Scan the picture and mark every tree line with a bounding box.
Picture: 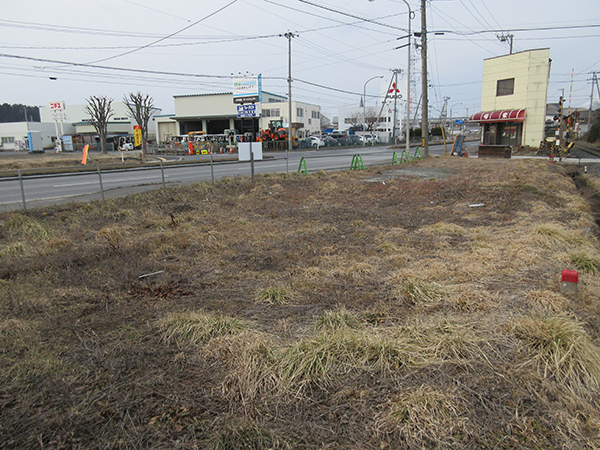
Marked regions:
[0,103,40,123]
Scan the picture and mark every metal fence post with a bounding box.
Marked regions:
[97,165,105,202]
[160,160,166,189]
[18,169,27,212]
[250,147,255,181]
[210,152,214,184]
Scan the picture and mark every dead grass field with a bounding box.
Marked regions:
[2,156,600,449]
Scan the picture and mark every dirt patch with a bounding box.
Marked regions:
[1,157,600,449]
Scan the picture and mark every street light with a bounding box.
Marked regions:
[363,75,383,147]
[369,0,412,154]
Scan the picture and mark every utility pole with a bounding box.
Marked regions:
[497,33,514,54]
[589,71,600,133]
[420,0,429,157]
[283,31,296,173]
[392,69,401,144]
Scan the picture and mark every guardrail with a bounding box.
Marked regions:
[1,157,233,212]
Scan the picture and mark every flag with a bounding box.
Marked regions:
[81,145,89,165]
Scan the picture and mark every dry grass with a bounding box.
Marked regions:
[513,315,600,393]
[159,311,249,346]
[1,157,600,449]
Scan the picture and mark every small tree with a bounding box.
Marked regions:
[123,92,155,154]
[364,107,380,132]
[85,96,114,154]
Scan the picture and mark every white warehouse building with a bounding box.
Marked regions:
[155,91,321,143]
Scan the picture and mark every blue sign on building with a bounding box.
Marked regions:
[237,104,258,118]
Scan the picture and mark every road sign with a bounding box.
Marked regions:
[455,119,464,125]
[237,104,259,118]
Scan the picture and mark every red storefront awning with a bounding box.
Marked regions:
[469,109,526,123]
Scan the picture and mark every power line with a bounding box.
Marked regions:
[86,0,239,64]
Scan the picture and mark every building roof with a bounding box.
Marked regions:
[483,47,550,62]
[173,91,287,100]
[173,92,232,98]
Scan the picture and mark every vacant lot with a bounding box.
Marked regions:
[1,157,600,449]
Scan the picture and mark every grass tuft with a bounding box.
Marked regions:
[315,307,361,331]
[382,385,470,445]
[254,286,292,304]
[159,312,248,346]
[570,252,600,274]
[399,280,447,306]
[513,315,600,392]
[214,420,284,450]
[278,328,407,388]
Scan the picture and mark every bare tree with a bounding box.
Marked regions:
[85,96,114,154]
[346,111,362,128]
[123,92,155,155]
[364,107,380,132]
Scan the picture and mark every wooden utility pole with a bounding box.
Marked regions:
[420,0,429,157]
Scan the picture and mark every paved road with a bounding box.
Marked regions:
[0,140,477,212]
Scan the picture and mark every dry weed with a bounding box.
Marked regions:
[278,328,408,389]
[396,280,447,306]
[159,311,248,346]
[446,286,496,312]
[513,315,600,393]
[204,331,280,405]
[315,306,362,331]
[380,385,471,447]
[525,289,569,314]
[254,286,293,304]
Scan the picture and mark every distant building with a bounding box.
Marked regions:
[155,92,320,143]
[469,48,551,148]
[0,121,75,151]
[40,102,162,145]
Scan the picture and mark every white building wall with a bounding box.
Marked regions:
[0,122,75,150]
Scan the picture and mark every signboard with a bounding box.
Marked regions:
[238,142,263,161]
[237,104,259,118]
[232,75,262,104]
[455,119,464,125]
[49,101,65,110]
[134,125,141,147]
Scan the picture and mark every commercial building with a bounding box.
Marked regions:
[39,102,162,146]
[469,48,551,148]
[155,91,321,143]
[0,121,75,151]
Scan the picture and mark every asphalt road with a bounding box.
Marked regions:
[0,140,481,212]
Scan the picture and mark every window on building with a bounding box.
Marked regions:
[272,109,280,117]
[1,137,15,144]
[263,109,271,118]
[296,108,303,117]
[311,110,320,119]
[308,118,311,125]
[496,78,515,96]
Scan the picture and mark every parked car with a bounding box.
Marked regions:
[298,135,325,149]
[320,135,337,147]
[119,143,134,151]
[330,132,348,146]
[347,135,361,145]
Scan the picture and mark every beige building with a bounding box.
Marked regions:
[470,48,551,148]
[155,91,321,143]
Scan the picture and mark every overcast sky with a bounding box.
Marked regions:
[2,0,599,121]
